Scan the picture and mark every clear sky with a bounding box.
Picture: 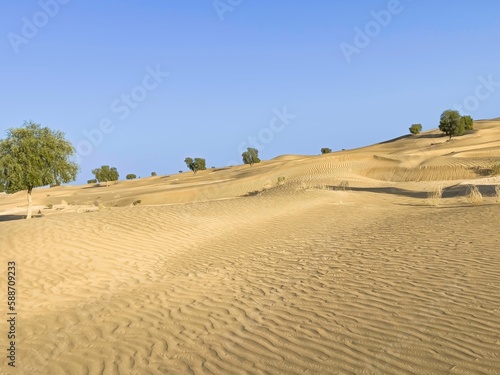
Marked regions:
[1,1,499,184]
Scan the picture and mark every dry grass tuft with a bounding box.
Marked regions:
[426,185,442,206]
[263,180,272,191]
[294,181,311,192]
[338,180,350,191]
[466,185,483,205]
[490,163,500,176]
[494,185,500,202]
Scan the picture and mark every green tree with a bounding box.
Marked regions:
[126,174,137,180]
[92,165,119,186]
[460,115,474,131]
[439,110,464,140]
[0,121,78,219]
[195,158,206,171]
[87,179,97,184]
[409,124,422,135]
[439,109,465,139]
[151,172,157,176]
[242,147,261,166]
[184,157,206,174]
[321,148,332,154]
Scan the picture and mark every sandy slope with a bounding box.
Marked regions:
[1,120,500,374]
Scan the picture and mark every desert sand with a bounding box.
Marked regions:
[1,120,500,374]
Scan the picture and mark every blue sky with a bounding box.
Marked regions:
[1,1,499,183]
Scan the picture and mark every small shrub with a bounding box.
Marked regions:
[242,148,261,166]
[490,163,500,176]
[151,172,157,176]
[277,176,286,186]
[179,170,183,174]
[466,185,482,205]
[263,180,272,191]
[87,179,98,184]
[426,185,442,206]
[321,148,332,154]
[296,181,308,191]
[126,174,137,180]
[133,200,142,206]
[46,204,53,209]
[338,180,349,190]
[409,124,423,135]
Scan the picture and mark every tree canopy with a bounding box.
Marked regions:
[242,148,261,165]
[126,174,137,180]
[0,121,78,218]
[321,148,332,154]
[460,115,474,131]
[184,157,206,173]
[409,124,422,135]
[92,165,119,185]
[439,110,465,139]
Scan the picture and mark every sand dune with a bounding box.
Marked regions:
[1,120,500,374]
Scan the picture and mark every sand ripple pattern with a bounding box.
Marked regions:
[2,191,500,374]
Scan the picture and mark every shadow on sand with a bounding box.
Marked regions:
[0,214,27,222]
[326,184,499,200]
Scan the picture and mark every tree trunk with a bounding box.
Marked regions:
[26,189,33,220]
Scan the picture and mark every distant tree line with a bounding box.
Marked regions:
[0,111,479,219]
